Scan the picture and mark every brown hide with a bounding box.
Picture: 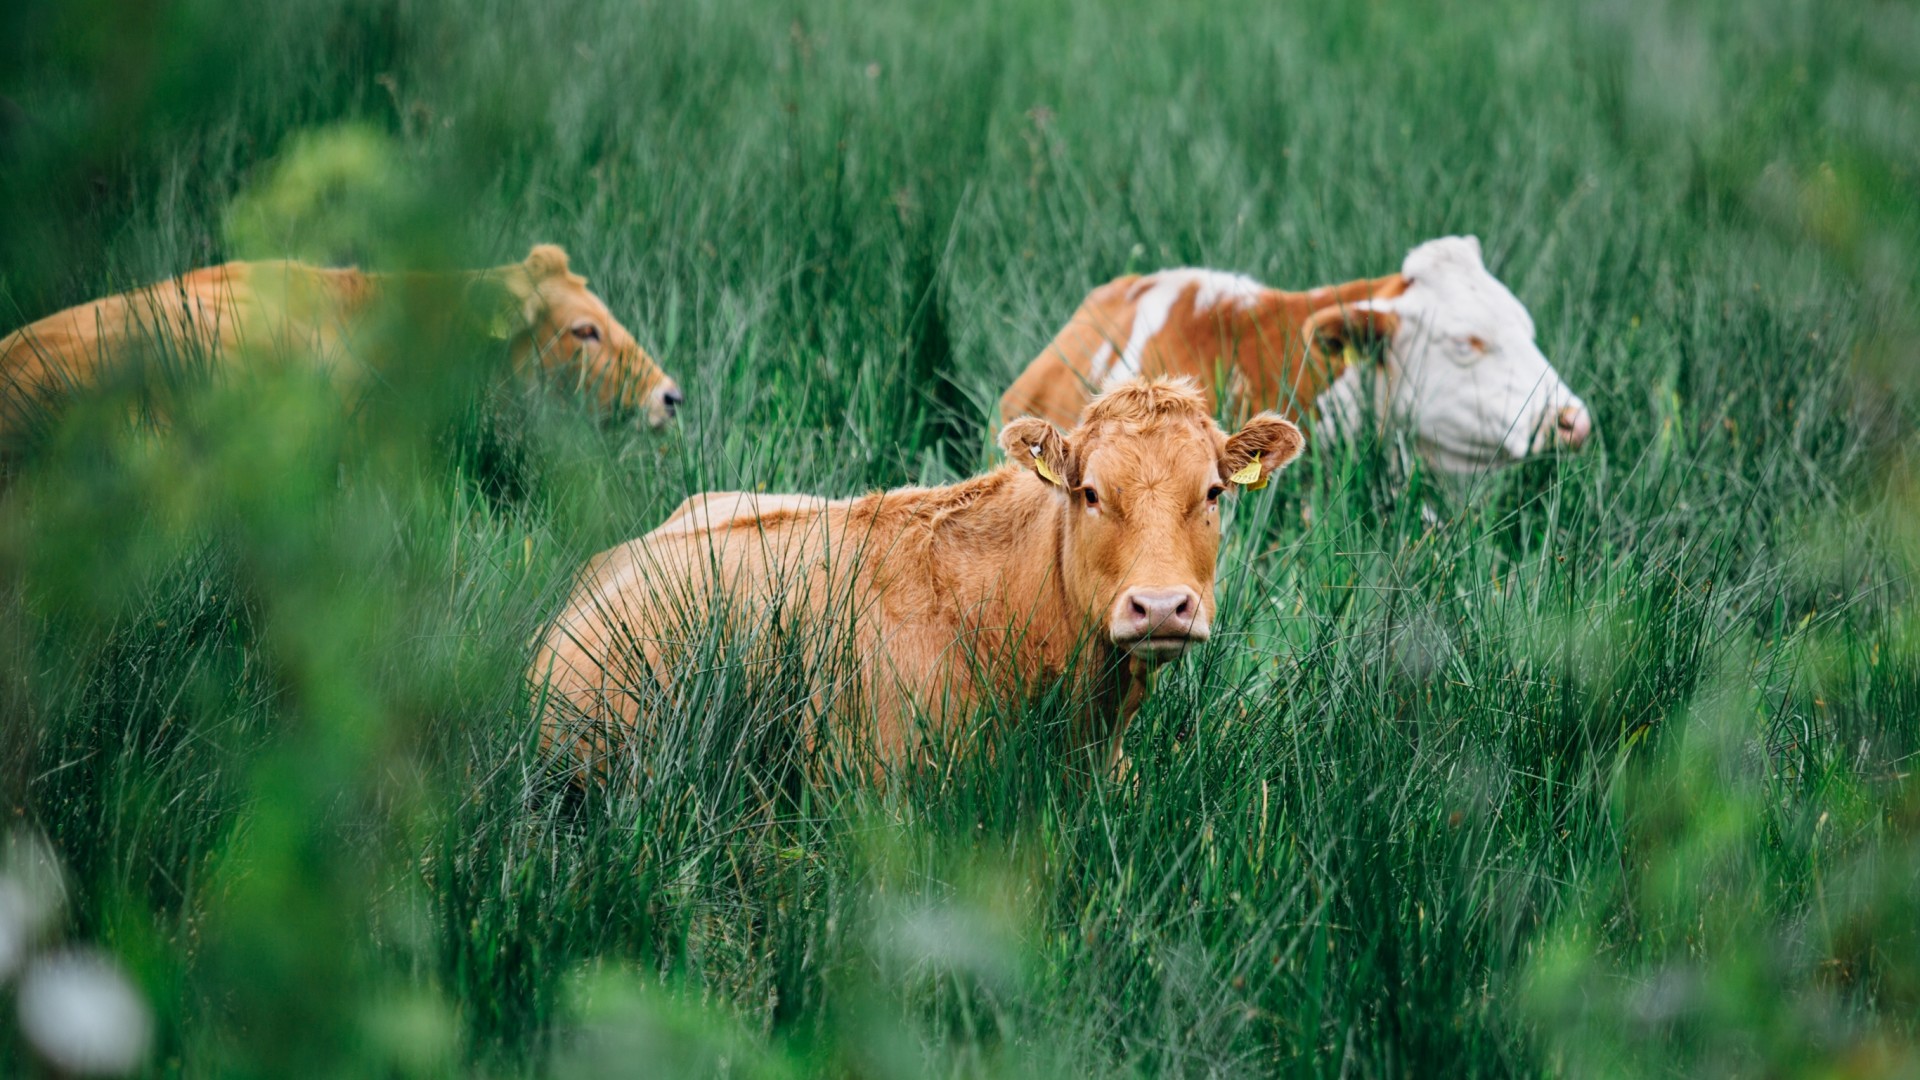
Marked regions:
[533,378,1303,781]
[0,244,680,440]
[999,270,1407,428]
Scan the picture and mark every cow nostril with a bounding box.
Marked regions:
[1130,597,1149,619]
[1556,406,1592,449]
[1174,596,1191,618]
[663,387,685,407]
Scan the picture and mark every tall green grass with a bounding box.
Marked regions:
[3,0,1918,1074]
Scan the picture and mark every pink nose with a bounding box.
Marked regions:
[1556,405,1593,450]
[1111,586,1207,645]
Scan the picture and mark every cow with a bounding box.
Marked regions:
[999,235,1592,476]
[530,377,1304,781]
[652,491,833,536]
[0,244,682,441]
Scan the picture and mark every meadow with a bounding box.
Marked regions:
[3,0,1919,1075]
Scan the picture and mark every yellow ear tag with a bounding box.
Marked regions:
[1031,447,1064,486]
[1341,342,1361,369]
[1229,459,1267,491]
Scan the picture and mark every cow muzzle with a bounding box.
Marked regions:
[645,377,684,428]
[1109,586,1210,662]
[1523,400,1594,456]
[1553,404,1592,450]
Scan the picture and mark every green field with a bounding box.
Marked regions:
[4,0,1919,1075]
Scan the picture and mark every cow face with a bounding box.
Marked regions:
[1307,236,1592,475]
[1000,379,1303,663]
[503,245,683,428]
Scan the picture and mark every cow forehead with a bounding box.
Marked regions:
[538,278,607,319]
[537,281,638,339]
[1079,423,1222,488]
[1399,264,1536,345]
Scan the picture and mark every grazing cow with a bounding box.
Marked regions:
[0,244,683,440]
[532,378,1303,779]
[1000,236,1592,475]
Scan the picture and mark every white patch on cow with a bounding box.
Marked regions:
[1102,269,1261,389]
[1335,236,1593,475]
[1105,278,1181,387]
[1089,340,1114,382]
[1185,269,1263,313]
[1310,363,1419,479]
[1313,366,1372,445]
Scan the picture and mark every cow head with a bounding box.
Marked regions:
[1305,235,1592,474]
[499,244,683,428]
[1000,378,1303,663]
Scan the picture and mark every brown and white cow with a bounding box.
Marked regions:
[1000,236,1592,476]
[0,244,682,440]
[531,377,1303,779]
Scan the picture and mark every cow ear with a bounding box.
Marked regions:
[524,244,573,280]
[482,266,545,341]
[998,416,1071,488]
[1301,302,1401,370]
[1223,413,1304,490]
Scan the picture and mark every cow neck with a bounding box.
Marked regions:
[392,266,504,311]
[1242,273,1401,416]
[913,466,1079,673]
[1215,290,1322,418]
[279,264,504,335]
[1005,470,1078,670]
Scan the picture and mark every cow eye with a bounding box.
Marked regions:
[1080,487,1100,508]
[571,322,602,343]
[1464,335,1488,353]
[1206,485,1225,503]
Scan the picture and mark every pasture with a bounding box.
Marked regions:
[3,0,1918,1075]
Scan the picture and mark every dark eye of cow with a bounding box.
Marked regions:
[571,323,602,343]
[1206,485,1225,503]
[1080,487,1100,508]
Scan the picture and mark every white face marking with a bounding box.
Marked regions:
[1339,237,1593,474]
[1101,269,1261,389]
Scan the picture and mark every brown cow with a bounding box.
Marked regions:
[531,377,1303,779]
[1001,236,1592,476]
[0,244,682,441]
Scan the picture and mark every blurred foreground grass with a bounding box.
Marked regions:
[2,0,1919,1075]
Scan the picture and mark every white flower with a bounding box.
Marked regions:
[0,829,68,985]
[17,950,153,1077]
[0,886,25,982]
[1,830,67,934]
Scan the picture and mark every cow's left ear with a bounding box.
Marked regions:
[484,264,551,342]
[1223,413,1304,490]
[1302,302,1401,372]
[524,244,573,280]
[998,416,1072,488]
[462,270,532,342]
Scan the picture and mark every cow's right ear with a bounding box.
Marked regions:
[998,417,1071,488]
[1302,302,1401,371]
